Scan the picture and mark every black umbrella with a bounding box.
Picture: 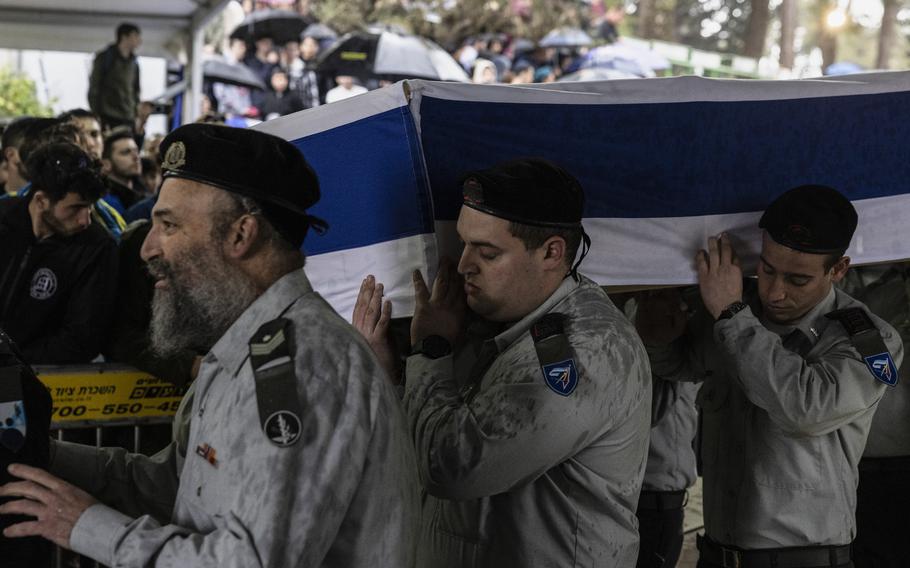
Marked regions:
[539,27,593,48]
[203,59,267,90]
[316,30,469,82]
[510,38,536,55]
[302,23,337,41]
[230,9,314,45]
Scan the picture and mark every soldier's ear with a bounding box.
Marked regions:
[540,235,566,270]
[223,213,261,259]
[830,256,851,283]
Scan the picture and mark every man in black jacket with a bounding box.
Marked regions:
[0,142,118,364]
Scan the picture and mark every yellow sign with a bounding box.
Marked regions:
[340,51,368,61]
[36,367,187,425]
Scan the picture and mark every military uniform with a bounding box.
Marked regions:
[648,286,902,563]
[636,374,698,568]
[50,269,420,566]
[840,264,910,568]
[405,275,652,567]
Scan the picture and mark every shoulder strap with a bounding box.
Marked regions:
[530,313,579,396]
[249,317,305,447]
[826,307,899,386]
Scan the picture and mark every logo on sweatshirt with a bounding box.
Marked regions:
[30,268,57,300]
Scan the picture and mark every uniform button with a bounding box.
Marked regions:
[197,486,202,497]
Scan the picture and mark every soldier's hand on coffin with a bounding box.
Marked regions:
[353,274,399,381]
[0,463,97,549]
[634,288,688,345]
[696,233,743,319]
[411,258,466,348]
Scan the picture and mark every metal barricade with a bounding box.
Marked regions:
[34,364,185,568]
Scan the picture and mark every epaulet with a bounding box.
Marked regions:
[529,313,579,396]
[248,317,305,446]
[825,307,899,386]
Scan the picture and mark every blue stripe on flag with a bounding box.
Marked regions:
[290,106,434,255]
[419,91,910,219]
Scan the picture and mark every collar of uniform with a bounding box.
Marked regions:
[492,275,582,352]
[207,268,314,377]
[761,286,837,345]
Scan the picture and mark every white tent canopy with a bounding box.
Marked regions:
[0,0,231,122]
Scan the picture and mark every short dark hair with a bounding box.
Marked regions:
[103,128,135,160]
[27,142,104,203]
[1,116,39,153]
[508,221,583,269]
[18,119,83,178]
[116,23,141,41]
[141,156,160,176]
[58,108,101,124]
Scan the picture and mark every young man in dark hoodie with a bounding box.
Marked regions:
[0,142,118,364]
[88,23,141,131]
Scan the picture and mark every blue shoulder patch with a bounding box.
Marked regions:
[542,359,578,396]
[864,352,899,386]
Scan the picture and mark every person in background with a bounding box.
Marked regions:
[124,157,162,223]
[244,33,277,111]
[101,128,147,215]
[325,75,367,103]
[297,33,322,109]
[88,22,142,131]
[260,68,305,119]
[839,263,910,568]
[624,288,699,568]
[472,58,498,84]
[509,61,535,84]
[1,117,38,196]
[0,141,117,364]
[59,109,104,162]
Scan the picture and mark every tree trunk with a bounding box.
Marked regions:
[779,0,796,69]
[743,0,771,58]
[877,0,900,69]
[637,0,655,39]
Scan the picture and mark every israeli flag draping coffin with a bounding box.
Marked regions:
[255,85,438,318]
[258,72,910,318]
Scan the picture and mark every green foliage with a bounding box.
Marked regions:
[0,67,54,118]
[313,0,588,50]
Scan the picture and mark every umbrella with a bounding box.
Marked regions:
[302,23,337,42]
[202,59,267,90]
[825,61,864,76]
[317,30,470,82]
[539,27,593,48]
[230,9,313,45]
[584,42,671,72]
[557,68,640,82]
[510,38,536,55]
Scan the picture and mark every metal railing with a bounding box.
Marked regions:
[34,364,184,568]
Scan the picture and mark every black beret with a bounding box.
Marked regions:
[759,184,857,254]
[158,123,326,248]
[460,158,585,228]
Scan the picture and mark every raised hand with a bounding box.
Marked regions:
[352,275,398,381]
[696,233,743,319]
[410,258,467,349]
